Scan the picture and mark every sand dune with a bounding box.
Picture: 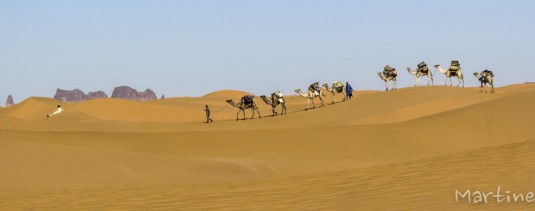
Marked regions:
[0,84,534,209]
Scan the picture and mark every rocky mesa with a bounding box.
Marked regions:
[54,89,109,103]
[111,86,157,101]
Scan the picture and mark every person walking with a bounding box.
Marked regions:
[345,82,354,100]
[204,105,213,123]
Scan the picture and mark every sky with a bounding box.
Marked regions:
[1,0,535,103]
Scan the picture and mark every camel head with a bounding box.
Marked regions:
[225,99,233,104]
[294,89,301,93]
[377,71,385,79]
[473,72,480,77]
[434,64,441,68]
[322,83,329,88]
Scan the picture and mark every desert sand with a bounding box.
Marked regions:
[1,84,535,210]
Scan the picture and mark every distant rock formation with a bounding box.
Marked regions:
[4,95,14,107]
[525,82,535,84]
[54,89,109,103]
[54,89,85,103]
[111,86,157,101]
[161,94,165,99]
[86,91,109,100]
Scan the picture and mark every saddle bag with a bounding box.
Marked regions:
[241,95,254,105]
[384,65,394,72]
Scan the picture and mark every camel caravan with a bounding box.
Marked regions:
[380,60,496,92]
[224,81,349,121]
[222,59,495,121]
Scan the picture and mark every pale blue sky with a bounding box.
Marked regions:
[1,0,534,103]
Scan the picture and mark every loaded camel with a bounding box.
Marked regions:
[225,96,261,120]
[407,62,433,86]
[260,92,287,116]
[295,82,325,110]
[322,81,346,104]
[378,65,398,91]
[473,70,495,93]
[434,63,464,87]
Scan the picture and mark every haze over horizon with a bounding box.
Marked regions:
[2,0,534,103]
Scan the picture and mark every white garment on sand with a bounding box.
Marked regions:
[49,107,63,116]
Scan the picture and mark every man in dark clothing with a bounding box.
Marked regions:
[204,105,213,123]
[345,82,354,100]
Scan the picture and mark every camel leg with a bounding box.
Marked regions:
[393,80,397,90]
[252,108,257,119]
[330,92,334,104]
[236,110,241,121]
[282,104,286,115]
[256,108,261,118]
[385,81,388,91]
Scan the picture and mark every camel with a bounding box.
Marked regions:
[407,64,433,86]
[225,98,261,120]
[473,71,495,93]
[260,92,287,116]
[295,82,324,110]
[434,64,464,87]
[322,81,345,104]
[377,70,397,91]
